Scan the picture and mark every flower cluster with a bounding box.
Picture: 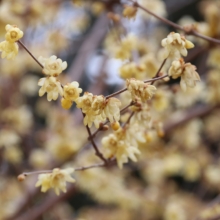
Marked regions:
[76,93,121,127]
[0,24,23,59]
[161,32,194,59]
[126,78,157,102]
[169,58,200,91]
[102,127,141,169]
[35,168,75,195]
[38,55,67,101]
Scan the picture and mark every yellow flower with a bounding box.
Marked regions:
[76,92,94,113]
[169,59,200,91]
[161,32,194,58]
[38,76,63,101]
[38,55,67,76]
[5,24,23,43]
[104,97,121,123]
[126,78,157,102]
[63,81,82,101]
[180,63,200,91]
[35,173,51,193]
[0,41,18,60]
[61,98,73,110]
[123,5,137,19]
[102,128,141,169]
[35,168,75,195]
[50,168,75,195]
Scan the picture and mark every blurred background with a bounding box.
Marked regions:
[1,0,220,220]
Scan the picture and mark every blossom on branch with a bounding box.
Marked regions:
[38,55,67,76]
[5,24,23,43]
[102,127,141,169]
[0,41,18,60]
[169,58,200,91]
[38,76,63,101]
[35,168,75,195]
[63,81,82,102]
[0,24,23,60]
[126,78,157,102]
[161,32,194,59]
[76,93,121,127]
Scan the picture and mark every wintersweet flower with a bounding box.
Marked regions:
[161,32,194,58]
[5,24,23,43]
[38,55,67,76]
[104,97,121,123]
[169,59,200,91]
[63,81,82,102]
[38,76,63,101]
[0,41,18,60]
[76,92,94,113]
[126,78,157,102]
[76,93,121,127]
[102,128,141,169]
[35,168,75,195]
[180,63,200,91]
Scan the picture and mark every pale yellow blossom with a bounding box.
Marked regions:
[5,24,23,43]
[38,76,63,101]
[63,81,82,101]
[38,55,67,76]
[161,32,194,58]
[35,168,75,195]
[126,78,157,102]
[104,98,121,123]
[169,59,200,91]
[0,41,18,60]
[102,128,141,169]
[123,5,137,19]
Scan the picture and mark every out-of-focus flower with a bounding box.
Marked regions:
[139,0,166,20]
[105,34,137,60]
[164,203,187,220]
[35,168,75,195]
[161,32,194,59]
[38,55,67,76]
[0,40,18,59]
[4,145,22,164]
[38,76,63,101]
[123,5,137,19]
[0,129,20,147]
[126,78,157,102]
[29,149,51,169]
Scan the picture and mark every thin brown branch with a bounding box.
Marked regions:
[75,162,105,171]
[150,58,167,85]
[18,40,43,68]
[83,113,108,164]
[122,111,135,128]
[133,1,220,45]
[75,160,116,171]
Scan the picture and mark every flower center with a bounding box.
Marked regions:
[10,31,17,39]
